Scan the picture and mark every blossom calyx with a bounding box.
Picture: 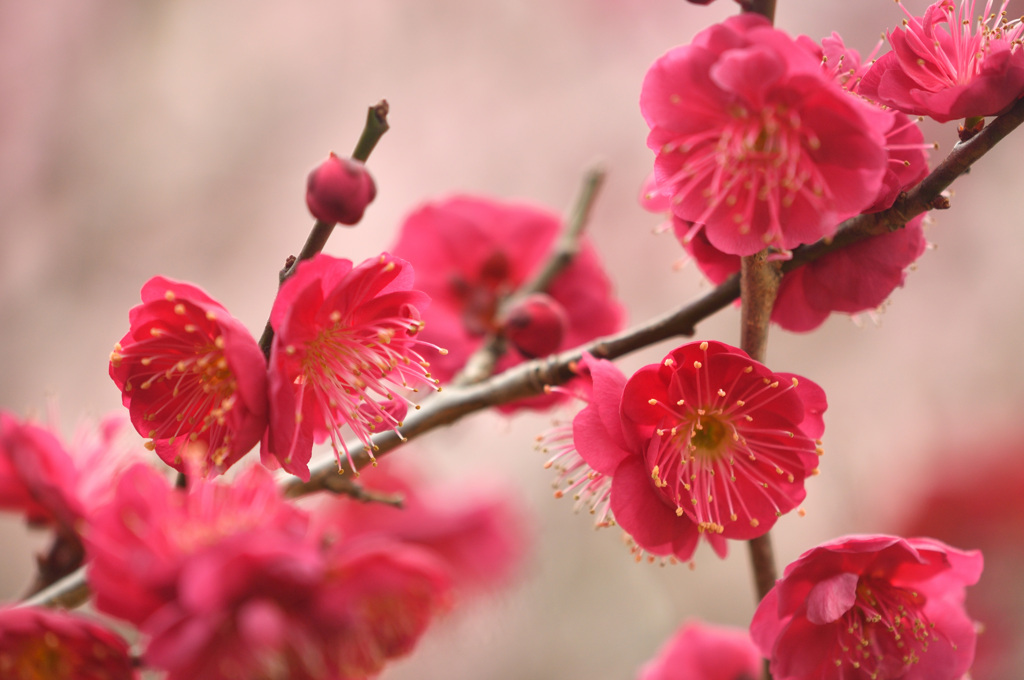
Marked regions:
[305,152,377,225]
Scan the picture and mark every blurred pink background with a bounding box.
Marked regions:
[2,1,1023,678]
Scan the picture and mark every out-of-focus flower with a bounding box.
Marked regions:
[389,195,625,411]
[750,534,983,680]
[859,0,1024,123]
[110,276,268,477]
[0,411,147,590]
[894,433,1024,679]
[312,458,528,594]
[85,463,307,626]
[641,14,889,256]
[86,463,450,680]
[636,620,761,680]
[143,537,449,680]
[0,606,136,680]
[264,253,438,480]
[0,412,83,529]
[306,153,377,225]
[571,343,825,562]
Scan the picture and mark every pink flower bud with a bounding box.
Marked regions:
[305,153,377,225]
[501,293,568,359]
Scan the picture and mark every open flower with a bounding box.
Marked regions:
[0,606,136,680]
[641,14,889,255]
[572,343,825,562]
[389,195,625,411]
[264,253,438,480]
[751,535,983,680]
[637,620,761,680]
[110,276,268,476]
[859,0,1024,123]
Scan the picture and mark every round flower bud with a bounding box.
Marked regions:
[501,293,568,359]
[305,153,377,226]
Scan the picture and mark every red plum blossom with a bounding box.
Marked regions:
[570,342,825,562]
[390,195,625,411]
[0,606,136,680]
[751,535,983,680]
[641,14,889,256]
[264,253,438,480]
[110,276,268,477]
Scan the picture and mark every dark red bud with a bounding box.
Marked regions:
[501,293,568,359]
[305,153,377,226]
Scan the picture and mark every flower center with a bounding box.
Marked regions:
[833,578,936,677]
[113,320,238,464]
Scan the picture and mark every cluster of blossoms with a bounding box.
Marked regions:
[2,0,1009,677]
[82,464,453,679]
[109,253,439,481]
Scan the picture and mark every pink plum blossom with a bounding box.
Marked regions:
[859,0,1024,123]
[264,253,438,480]
[641,14,889,255]
[572,343,825,562]
[389,195,625,411]
[636,620,761,680]
[751,535,983,680]
[110,276,268,476]
[0,606,136,680]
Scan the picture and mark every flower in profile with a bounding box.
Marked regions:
[306,152,377,225]
[641,14,889,255]
[859,0,1024,123]
[572,343,825,562]
[0,606,136,680]
[110,276,268,477]
[264,253,438,480]
[636,620,761,680]
[751,535,983,680]
[389,195,625,411]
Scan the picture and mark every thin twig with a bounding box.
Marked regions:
[258,101,392,359]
